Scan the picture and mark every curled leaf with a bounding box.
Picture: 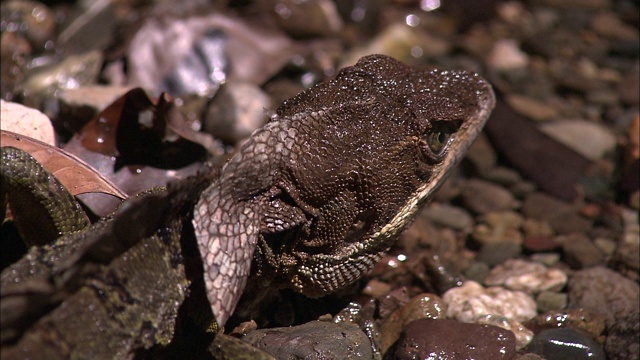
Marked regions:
[1,130,127,200]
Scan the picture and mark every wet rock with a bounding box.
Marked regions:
[558,233,606,268]
[475,314,534,350]
[333,302,364,324]
[422,203,474,232]
[443,281,537,323]
[472,211,523,246]
[528,328,606,360]
[204,82,270,144]
[393,319,516,360]
[376,288,410,320]
[0,100,55,145]
[605,311,640,360]
[484,259,567,294]
[526,308,606,341]
[379,293,446,352]
[536,291,567,313]
[521,192,593,234]
[242,321,372,359]
[539,119,616,161]
[476,242,522,267]
[368,254,413,291]
[362,279,391,298]
[462,179,520,215]
[262,0,343,38]
[506,94,559,122]
[568,266,640,328]
[422,254,465,293]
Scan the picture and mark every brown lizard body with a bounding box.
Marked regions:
[1,54,494,357]
[193,54,495,327]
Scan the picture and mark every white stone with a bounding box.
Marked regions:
[487,39,529,71]
[540,119,616,161]
[484,258,568,294]
[443,280,537,323]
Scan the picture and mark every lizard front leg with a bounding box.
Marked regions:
[193,181,262,328]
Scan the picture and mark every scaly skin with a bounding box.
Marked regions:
[1,147,90,246]
[193,54,495,327]
[1,54,494,357]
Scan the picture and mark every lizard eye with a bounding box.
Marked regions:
[427,130,450,155]
[419,121,460,163]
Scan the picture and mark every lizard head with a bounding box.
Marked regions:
[269,55,496,297]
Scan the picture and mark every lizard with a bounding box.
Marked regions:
[1,54,495,357]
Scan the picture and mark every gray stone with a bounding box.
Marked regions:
[605,311,640,360]
[422,203,474,232]
[481,166,524,187]
[462,179,520,214]
[529,328,606,360]
[568,266,640,329]
[558,234,606,269]
[476,243,522,267]
[242,321,372,359]
[472,211,524,246]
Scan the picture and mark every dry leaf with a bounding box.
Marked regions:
[1,130,127,200]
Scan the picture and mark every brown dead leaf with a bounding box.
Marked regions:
[1,130,127,200]
[74,87,212,169]
[61,89,208,216]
